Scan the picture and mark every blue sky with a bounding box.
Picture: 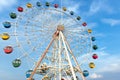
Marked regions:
[0,0,120,80]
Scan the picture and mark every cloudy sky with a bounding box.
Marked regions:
[0,0,120,80]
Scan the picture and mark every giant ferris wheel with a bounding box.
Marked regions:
[1,1,98,80]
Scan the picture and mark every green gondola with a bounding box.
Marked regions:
[12,59,21,68]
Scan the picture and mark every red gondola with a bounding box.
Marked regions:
[18,7,23,12]
[92,54,98,59]
[82,22,87,26]
[4,46,13,54]
[54,4,59,8]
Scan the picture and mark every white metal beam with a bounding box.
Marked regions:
[60,31,77,80]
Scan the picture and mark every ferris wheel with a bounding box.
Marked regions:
[1,1,99,80]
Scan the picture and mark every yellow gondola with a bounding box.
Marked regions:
[89,62,95,68]
[88,29,92,33]
[1,33,10,40]
[63,7,67,11]
[27,3,32,8]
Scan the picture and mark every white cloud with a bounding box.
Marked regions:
[46,0,55,2]
[67,3,80,13]
[90,73,103,79]
[98,58,120,72]
[102,18,120,26]
[95,51,120,73]
[93,33,105,38]
[87,22,97,28]
[59,0,81,14]
[89,1,102,14]
[99,47,106,51]
[0,0,16,11]
[88,0,114,15]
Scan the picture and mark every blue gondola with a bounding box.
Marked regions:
[36,2,41,7]
[26,70,33,78]
[91,37,96,41]
[3,22,11,28]
[83,70,89,77]
[70,11,74,15]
